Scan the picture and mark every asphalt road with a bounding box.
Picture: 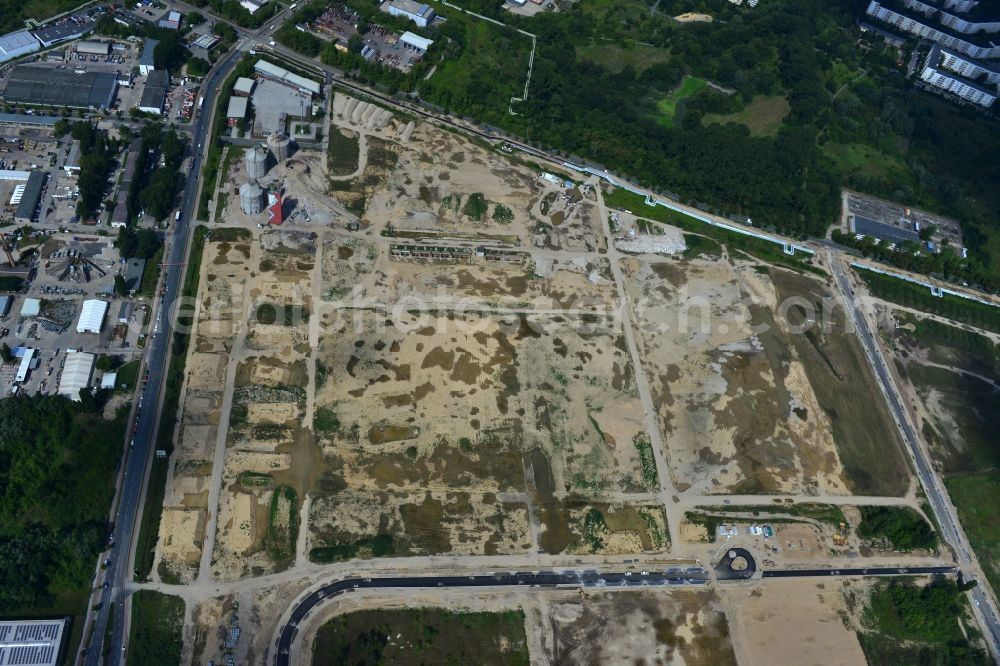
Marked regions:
[831,259,1000,656]
[81,46,244,666]
[273,568,710,666]
[272,564,963,664]
[763,566,956,578]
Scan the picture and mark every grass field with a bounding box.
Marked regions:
[115,359,140,392]
[419,16,531,120]
[576,43,672,74]
[126,591,184,666]
[139,246,163,297]
[703,94,790,137]
[312,609,529,666]
[857,267,1000,333]
[911,317,998,371]
[946,473,1000,594]
[327,128,360,177]
[656,76,709,127]
[822,142,911,182]
[266,484,299,562]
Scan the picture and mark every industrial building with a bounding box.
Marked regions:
[253,60,321,96]
[32,17,93,48]
[400,31,434,52]
[233,77,255,96]
[58,351,95,399]
[118,301,132,324]
[2,66,118,109]
[158,10,182,30]
[227,96,248,126]
[0,295,12,316]
[251,78,312,136]
[14,172,47,224]
[138,70,169,114]
[123,258,145,291]
[139,38,159,76]
[0,112,60,130]
[14,348,35,384]
[850,214,921,244]
[65,140,82,175]
[267,189,283,225]
[865,0,1000,59]
[0,30,41,64]
[76,299,108,334]
[76,40,111,55]
[380,0,436,27]
[241,0,269,14]
[19,297,40,317]
[0,617,67,666]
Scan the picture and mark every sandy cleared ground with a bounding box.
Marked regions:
[623,256,850,495]
[308,307,660,557]
[721,579,867,666]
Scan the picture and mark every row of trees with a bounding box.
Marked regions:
[71,122,116,220]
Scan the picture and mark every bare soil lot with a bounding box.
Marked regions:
[623,256,908,496]
[308,309,662,556]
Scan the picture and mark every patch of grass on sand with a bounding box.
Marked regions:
[312,609,529,666]
[703,95,790,137]
[126,591,184,666]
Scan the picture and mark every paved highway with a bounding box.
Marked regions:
[831,259,1000,657]
[81,46,244,666]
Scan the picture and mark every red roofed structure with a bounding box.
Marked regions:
[267,190,283,225]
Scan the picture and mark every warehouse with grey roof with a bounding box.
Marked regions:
[2,66,117,109]
[138,70,169,114]
[14,172,46,224]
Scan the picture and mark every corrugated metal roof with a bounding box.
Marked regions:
[254,60,321,95]
[76,299,108,333]
[58,351,95,399]
[14,171,46,221]
[227,96,248,118]
[3,66,117,108]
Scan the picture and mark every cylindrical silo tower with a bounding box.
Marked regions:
[267,132,294,163]
[245,145,269,180]
[239,181,264,215]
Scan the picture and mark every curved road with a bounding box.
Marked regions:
[273,568,710,665]
[82,46,244,666]
[272,564,957,663]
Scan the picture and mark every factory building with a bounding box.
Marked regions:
[76,299,108,334]
[2,66,117,109]
[380,0,436,27]
[76,40,111,55]
[139,38,158,76]
[0,618,68,666]
[58,351,95,400]
[253,60,322,96]
[0,30,41,64]
[138,70,169,114]
[14,171,47,224]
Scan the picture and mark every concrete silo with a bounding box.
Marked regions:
[239,181,264,215]
[244,145,269,180]
[267,132,294,163]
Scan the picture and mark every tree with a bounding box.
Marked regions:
[114,273,128,297]
[52,118,69,138]
[347,33,364,55]
[0,343,12,364]
[116,227,162,260]
[153,32,187,72]
[95,354,119,372]
[186,56,210,77]
[185,11,204,25]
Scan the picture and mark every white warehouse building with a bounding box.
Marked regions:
[58,351,95,400]
[77,299,108,334]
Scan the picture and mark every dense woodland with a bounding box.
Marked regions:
[279,0,1000,282]
[0,395,124,612]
